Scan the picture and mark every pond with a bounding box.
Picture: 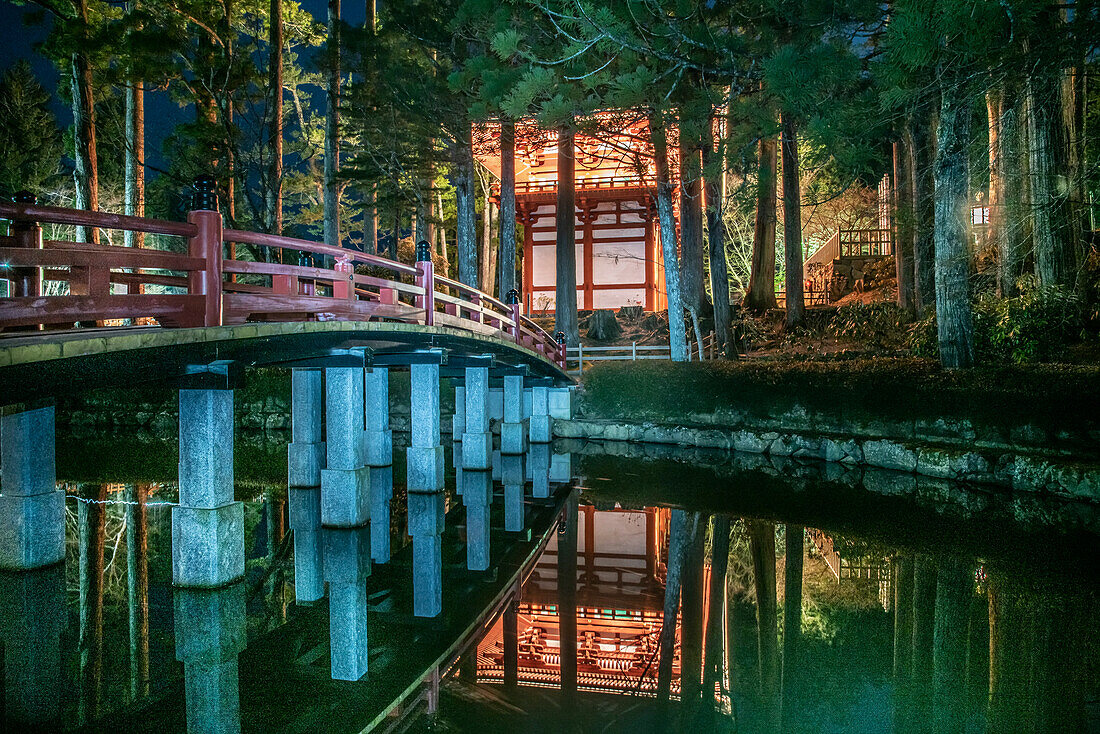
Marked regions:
[4,429,1099,733]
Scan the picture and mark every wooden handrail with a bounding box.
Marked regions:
[223,228,419,276]
[0,202,197,237]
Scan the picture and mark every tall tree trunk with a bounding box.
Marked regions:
[1028,66,1075,287]
[124,13,144,251]
[479,171,493,292]
[650,110,688,361]
[363,0,377,254]
[749,519,779,731]
[703,117,734,358]
[781,114,804,329]
[555,125,579,343]
[893,142,915,311]
[933,76,975,369]
[932,559,972,734]
[437,190,449,275]
[679,128,705,316]
[268,0,283,237]
[657,509,688,706]
[323,0,342,248]
[500,120,517,300]
[745,137,778,311]
[781,525,804,728]
[455,125,478,285]
[988,86,1027,296]
[910,109,937,314]
[72,0,98,243]
[1067,64,1088,274]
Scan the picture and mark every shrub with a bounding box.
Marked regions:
[907,286,1084,363]
[828,302,914,348]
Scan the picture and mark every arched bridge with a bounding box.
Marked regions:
[0,188,570,406]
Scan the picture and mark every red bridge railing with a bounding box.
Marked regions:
[0,188,565,368]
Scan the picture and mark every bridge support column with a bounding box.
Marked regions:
[462,367,492,470]
[529,386,551,444]
[529,443,551,499]
[364,368,392,467]
[369,466,393,564]
[502,453,526,532]
[288,369,324,602]
[321,367,369,528]
[0,406,64,570]
[323,527,371,680]
[0,563,66,728]
[173,390,244,587]
[501,376,527,455]
[407,363,444,617]
[462,470,492,571]
[549,386,573,421]
[174,582,245,734]
[490,385,504,425]
[451,384,465,436]
[364,368,393,564]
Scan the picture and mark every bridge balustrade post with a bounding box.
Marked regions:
[9,192,43,300]
[415,241,435,326]
[288,368,325,602]
[0,406,64,570]
[555,331,567,368]
[333,254,354,300]
[506,289,522,343]
[186,175,224,327]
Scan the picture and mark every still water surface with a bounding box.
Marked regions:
[4,430,1099,733]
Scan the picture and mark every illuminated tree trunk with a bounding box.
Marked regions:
[455,124,478,286]
[499,120,517,300]
[323,0,342,248]
[987,86,1026,297]
[933,74,975,369]
[781,114,804,329]
[650,110,688,361]
[267,0,283,236]
[363,1,377,253]
[1027,66,1075,287]
[893,142,915,312]
[680,130,705,316]
[555,125,579,343]
[72,0,98,243]
[909,109,936,315]
[745,137,778,311]
[703,117,734,358]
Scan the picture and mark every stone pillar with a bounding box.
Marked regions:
[321,367,369,527]
[0,406,64,570]
[363,368,393,467]
[452,439,465,496]
[369,466,393,563]
[173,390,244,587]
[501,376,528,455]
[407,364,444,492]
[462,470,492,571]
[0,564,66,728]
[407,363,444,617]
[462,367,492,470]
[549,387,573,421]
[174,582,245,734]
[323,526,371,680]
[408,490,444,617]
[529,443,551,499]
[502,453,526,532]
[288,369,324,602]
[452,384,466,436]
[529,386,552,444]
[550,452,572,484]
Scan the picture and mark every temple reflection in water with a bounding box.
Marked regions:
[476,506,678,696]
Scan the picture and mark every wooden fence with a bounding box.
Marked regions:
[0,189,564,368]
[565,331,718,374]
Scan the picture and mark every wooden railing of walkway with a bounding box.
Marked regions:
[0,188,565,369]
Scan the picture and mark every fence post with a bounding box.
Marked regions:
[333,253,354,300]
[632,341,637,362]
[415,241,434,326]
[506,288,521,343]
[577,341,584,374]
[186,175,224,327]
[9,191,42,299]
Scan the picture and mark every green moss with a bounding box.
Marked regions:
[578,359,1100,433]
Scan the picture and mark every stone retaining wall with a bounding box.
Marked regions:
[554,418,1100,504]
